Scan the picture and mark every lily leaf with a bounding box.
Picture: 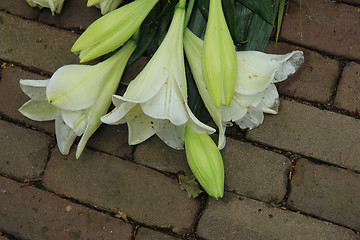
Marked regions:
[237,0,275,24]
[185,58,212,124]
[127,2,161,66]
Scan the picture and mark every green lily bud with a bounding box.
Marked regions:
[202,0,237,108]
[72,0,158,62]
[184,124,224,199]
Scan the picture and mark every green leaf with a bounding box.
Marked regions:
[127,3,161,67]
[235,0,279,51]
[178,175,203,198]
[237,0,275,24]
[222,0,239,42]
[276,0,286,43]
[185,58,212,124]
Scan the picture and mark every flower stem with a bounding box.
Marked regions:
[184,0,195,27]
[178,0,186,9]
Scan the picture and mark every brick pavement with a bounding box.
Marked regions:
[1,0,360,239]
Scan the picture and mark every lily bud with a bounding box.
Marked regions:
[72,0,158,62]
[184,124,224,199]
[201,0,237,108]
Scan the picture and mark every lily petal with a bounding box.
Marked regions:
[55,114,77,155]
[46,64,105,111]
[19,100,58,121]
[101,100,137,125]
[20,79,49,100]
[235,109,264,130]
[61,109,88,136]
[125,105,155,145]
[152,119,185,150]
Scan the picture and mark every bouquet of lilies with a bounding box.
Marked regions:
[21,0,304,199]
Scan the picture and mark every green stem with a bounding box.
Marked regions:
[184,0,195,27]
[178,0,186,8]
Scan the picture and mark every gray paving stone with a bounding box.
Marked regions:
[136,228,179,240]
[39,0,102,29]
[0,66,54,133]
[222,138,291,203]
[197,192,359,240]
[265,41,340,103]
[0,12,80,73]
[43,147,200,234]
[87,124,133,159]
[334,62,360,112]
[0,120,51,180]
[288,158,360,231]
[281,0,360,60]
[0,176,132,240]
[0,0,40,19]
[134,136,191,174]
[247,100,360,172]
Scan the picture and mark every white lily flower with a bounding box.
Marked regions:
[19,39,137,158]
[25,0,64,15]
[101,4,215,150]
[184,29,304,148]
[87,0,124,15]
[72,0,158,62]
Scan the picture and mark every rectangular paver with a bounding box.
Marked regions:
[43,147,200,234]
[281,0,360,60]
[136,227,180,240]
[247,100,360,172]
[0,0,40,19]
[197,192,359,240]
[0,11,80,73]
[334,61,360,112]
[0,120,51,180]
[0,176,132,240]
[222,138,291,203]
[288,158,360,231]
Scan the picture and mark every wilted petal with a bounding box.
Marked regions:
[19,100,58,121]
[271,51,304,83]
[20,79,49,100]
[235,109,264,130]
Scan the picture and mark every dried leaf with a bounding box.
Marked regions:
[178,175,203,198]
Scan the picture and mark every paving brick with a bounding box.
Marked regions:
[134,136,191,174]
[288,158,360,231]
[197,192,359,240]
[265,41,340,103]
[334,62,360,112]
[0,120,51,180]
[281,0,360,60]
[222,138,291,203]
[0,12,80,73]
[247,100,360,172]
[0,66,54,133]
[0,176,132,240]
[87,124,133,159]
[39,0,102,29]
[0,0,40,20]
[136,228,179,240]
[43,147,200,234]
